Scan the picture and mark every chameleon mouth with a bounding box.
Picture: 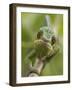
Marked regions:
[34,39,50,58]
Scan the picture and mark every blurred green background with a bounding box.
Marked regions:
[21,12,63,77]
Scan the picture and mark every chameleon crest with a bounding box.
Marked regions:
[40,26,54,41]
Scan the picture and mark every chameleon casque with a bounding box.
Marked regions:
[26,26,59,77]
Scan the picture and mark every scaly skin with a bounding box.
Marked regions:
[34,26,59,60]
[28,26,59,76]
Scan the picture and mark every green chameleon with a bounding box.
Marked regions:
[34,26,59,61]
[25,26,59,76]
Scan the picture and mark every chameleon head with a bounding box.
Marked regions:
[34,26,57,58]
[37,26,56,44]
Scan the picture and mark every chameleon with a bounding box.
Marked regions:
[34,26,59,61]
[25,26,59,76]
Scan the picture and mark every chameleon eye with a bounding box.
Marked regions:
[51,36,56,45]
[37,31,43,39]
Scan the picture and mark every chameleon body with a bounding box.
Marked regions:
[27,26,59,76]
